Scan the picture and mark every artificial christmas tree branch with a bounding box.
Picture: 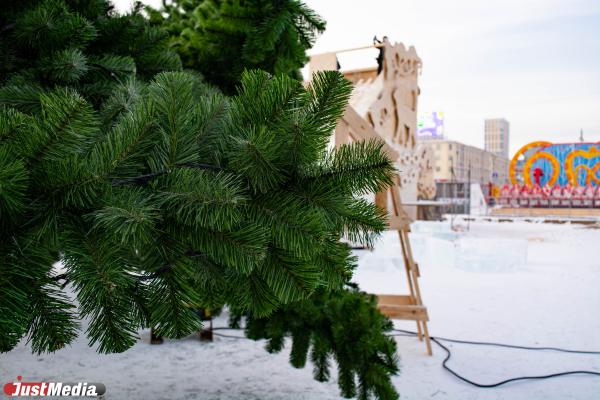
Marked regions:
[1,67,393,351]
[1,1,401,398]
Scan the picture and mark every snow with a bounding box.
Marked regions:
[2,219,600,399]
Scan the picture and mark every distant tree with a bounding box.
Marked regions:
[150,0,325,93]
[0,0,181,107]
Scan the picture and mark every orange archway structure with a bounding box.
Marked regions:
[509,141,551,185]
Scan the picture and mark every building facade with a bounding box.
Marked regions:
[422,140,510,185]
[485,118,510,159]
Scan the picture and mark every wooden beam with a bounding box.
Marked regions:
[330,43,384,54]
[387,215,411,230]
[377,294,415,306]
[378,305,429,321]
[342,106,399,160]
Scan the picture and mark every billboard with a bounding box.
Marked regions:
[417,111,444,139]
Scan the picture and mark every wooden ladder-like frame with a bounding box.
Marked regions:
[375,176,432,355]
[336,106,432,355]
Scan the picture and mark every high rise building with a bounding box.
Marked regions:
[484,118,510,158]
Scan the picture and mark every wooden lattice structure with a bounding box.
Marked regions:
[312,39,432,355]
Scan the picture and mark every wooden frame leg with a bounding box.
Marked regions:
[415,320,423,341]
[422,321,433,356]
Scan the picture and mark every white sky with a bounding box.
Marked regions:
[115,0,600,155]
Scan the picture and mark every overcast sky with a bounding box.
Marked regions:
[115,0,600,155]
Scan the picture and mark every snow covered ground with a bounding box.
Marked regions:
[2,218,600,399]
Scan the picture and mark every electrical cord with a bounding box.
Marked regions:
[392,328,600,388]
[392,328,600,355]
[210,325,600,388]
[432,336,600,388]
[212,331,248,340]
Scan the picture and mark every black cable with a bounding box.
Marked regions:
[393,328,600,355]
[211,327,243,331]
[431,336,600,388]
[392,328,600,388]
[212,331,247,340]
[209,326,600,387]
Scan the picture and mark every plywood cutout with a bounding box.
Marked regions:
[311,38,424,217]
